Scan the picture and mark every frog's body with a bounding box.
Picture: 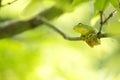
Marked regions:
[73,23,100,47]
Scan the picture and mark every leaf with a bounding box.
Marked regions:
[22,0,54,19]
[84,35,101,47]
[72,0,89,7]
[55,0,73,11]
[110,0,119,7]
[55,0,90,11]
[94,0,109,11]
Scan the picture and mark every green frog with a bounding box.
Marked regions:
[73,23,101,47]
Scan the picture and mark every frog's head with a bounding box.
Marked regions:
[73,23,96,35]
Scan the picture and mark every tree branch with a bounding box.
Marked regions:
[97,1,120,39]
[97,11,103,37]
[38,16,82,41]
[37,16,108,40]
[0,6,63,39]
[0,7,109,40]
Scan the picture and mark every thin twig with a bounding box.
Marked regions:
[0,15,108,40]
[38,16,82,41]
[0,4,109,40]
[38,16,108,40]
[0,0,1,7]
[102,8,119,25]
[98,11,103,36]
[0,0,17,7]
[97,0,120,38]
[118,0,120,7]
[102,0,120,25]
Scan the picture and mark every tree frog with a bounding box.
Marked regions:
[73,23,101,47]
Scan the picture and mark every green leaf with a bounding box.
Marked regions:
[55,0,90,11]
[55,0,73,11]
[110,0,119,7]
[94,0,109,11]
[22,0,54,19]
[72,0,89,7]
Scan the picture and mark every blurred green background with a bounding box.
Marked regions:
[0,0,120,80]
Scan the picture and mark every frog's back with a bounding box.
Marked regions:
[73,23,96,35]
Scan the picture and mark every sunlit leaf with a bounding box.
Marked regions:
[107,22,120,35]
[55,0,73,11]
[110,0,119,7]
[22,0,54,19]
[72,0,89,7]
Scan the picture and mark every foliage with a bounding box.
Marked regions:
[0,0,120,80]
